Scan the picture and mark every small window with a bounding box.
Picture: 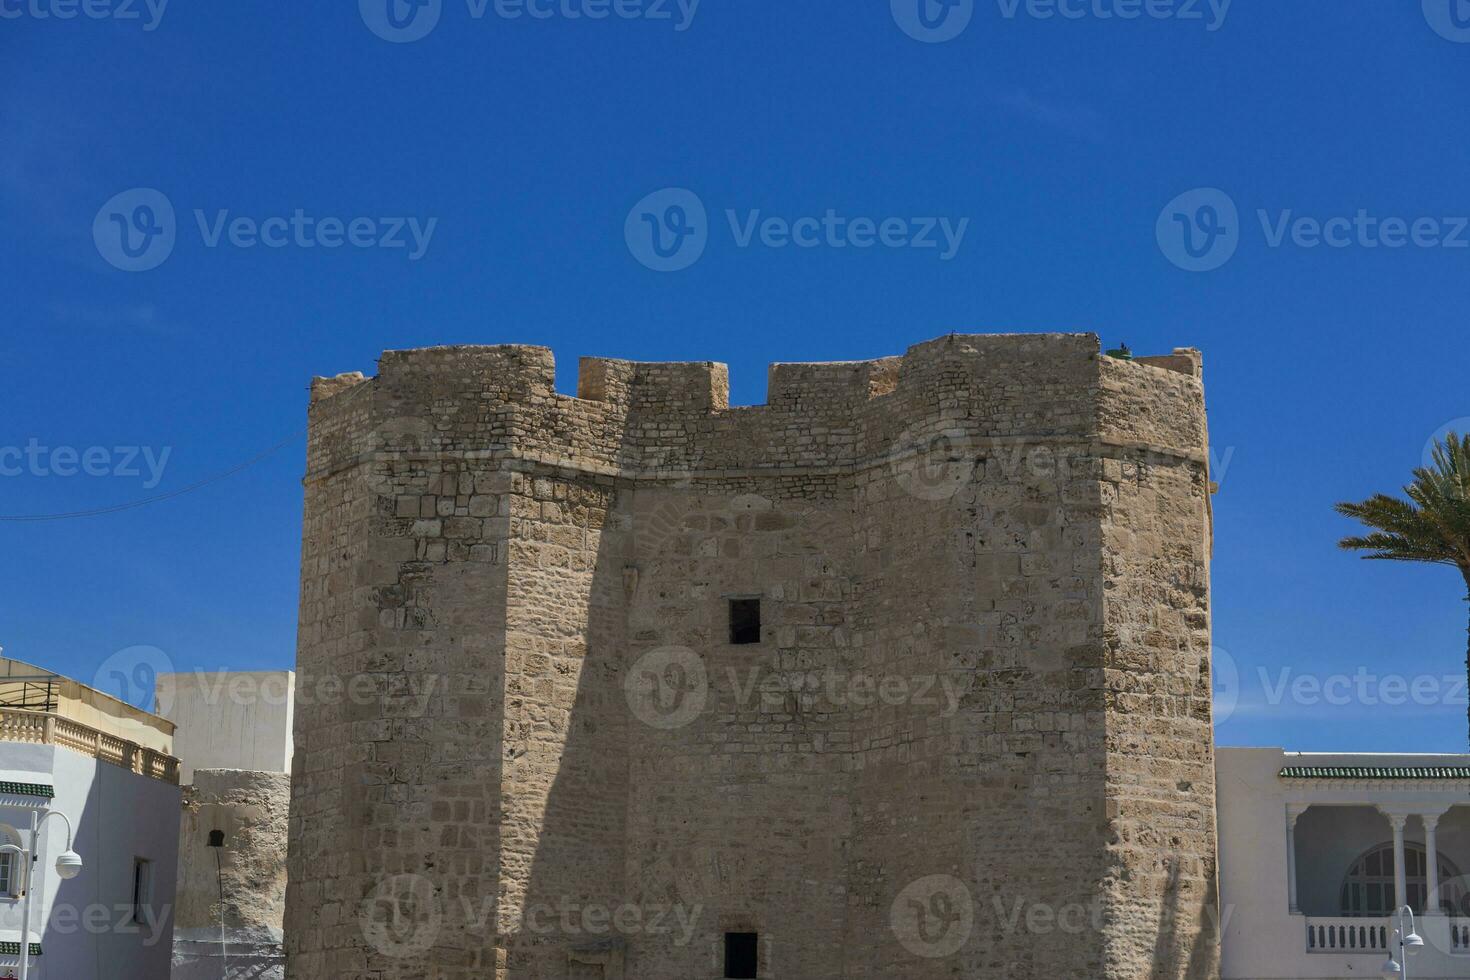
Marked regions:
[725,932,758,979]
[133,858,153,924]
[0,825,22,899]
[729,599,761,645]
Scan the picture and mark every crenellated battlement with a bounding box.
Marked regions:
[305,333,1208,483]
[577,357,731,412]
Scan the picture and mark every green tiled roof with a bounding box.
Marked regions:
[0,942,42,956]
[0,782,52,799]
[1280,766,1470,780]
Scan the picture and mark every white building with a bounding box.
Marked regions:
[0,657,182,979]
[156,670,294,785]
[1219,746,1470,979]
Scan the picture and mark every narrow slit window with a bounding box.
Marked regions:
[725,931,758,978]
[133,858,153,924]
[729,599,761,645]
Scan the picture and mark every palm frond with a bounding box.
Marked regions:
[1336,433,1470,573]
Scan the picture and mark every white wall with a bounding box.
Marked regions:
[156,672,294,783]
[0,740,180,980]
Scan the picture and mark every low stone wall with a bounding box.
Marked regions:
[172,769,289,980]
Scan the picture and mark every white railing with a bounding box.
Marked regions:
[1448,918,1470,953]
[0,708,179,785]
[1306,917,1390,953]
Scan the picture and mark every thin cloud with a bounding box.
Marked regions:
[47,302,186,338]
[990,89,1107,143]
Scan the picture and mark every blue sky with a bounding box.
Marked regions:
[4,0,1470,752]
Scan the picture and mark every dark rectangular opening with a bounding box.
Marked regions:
[132,857,152,924]
[729,598,761,645]
[725,932,758,978]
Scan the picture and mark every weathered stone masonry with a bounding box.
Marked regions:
[286,332,1220,980]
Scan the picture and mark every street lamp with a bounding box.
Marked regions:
[0,809,81,980]
[1382,905,1424,979]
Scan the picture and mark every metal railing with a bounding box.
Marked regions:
[0,676,59,713]
[0,708,178,785]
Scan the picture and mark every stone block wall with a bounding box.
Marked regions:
[286,333,1220,980]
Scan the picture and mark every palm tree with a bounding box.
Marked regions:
[1336,433,1470,746]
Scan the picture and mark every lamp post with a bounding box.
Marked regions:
[0,809,82,980]
[1382,905,1425,979]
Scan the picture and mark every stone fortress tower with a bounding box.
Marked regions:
[286,333,1220,980]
